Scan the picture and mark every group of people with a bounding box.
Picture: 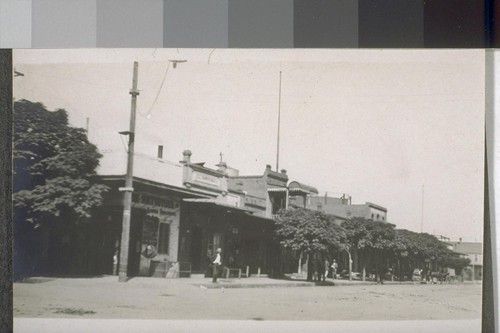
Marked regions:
[209,248,342,283]
[312,257,338,281]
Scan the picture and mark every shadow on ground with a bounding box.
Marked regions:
[18,274,109,283]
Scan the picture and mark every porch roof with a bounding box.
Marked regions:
[182,198,255,214]
[288,181,319,195]
[267,187,287,192]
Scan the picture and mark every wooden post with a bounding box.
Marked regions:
[118,62,139,282]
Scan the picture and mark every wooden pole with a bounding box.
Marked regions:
[118,62,139,282]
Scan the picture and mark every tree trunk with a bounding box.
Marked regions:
[298,251,302,274]
[361,251,367,281]
[306,253,313,281]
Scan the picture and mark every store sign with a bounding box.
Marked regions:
[132,193,180,220]
[132,202,178,217]
[192,171,221,187]
[133,193,179,209]
[142,217,159,246]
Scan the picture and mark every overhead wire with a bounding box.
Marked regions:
[142,61,171,118]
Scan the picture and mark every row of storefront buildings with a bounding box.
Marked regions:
[29,147,388,280]
[17,145,483,281]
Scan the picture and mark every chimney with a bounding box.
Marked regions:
[182,150,192,164]
[157,145,163,159]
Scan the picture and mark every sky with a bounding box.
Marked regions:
[13,49,485,242]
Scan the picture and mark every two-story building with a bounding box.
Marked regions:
[177,151,279,277]
[228,167,321,277]
[88,150,283,278]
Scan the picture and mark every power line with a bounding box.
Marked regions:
[143,61,171,118]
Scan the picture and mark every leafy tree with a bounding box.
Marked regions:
[13,100,108,225]
[438,254,470,274]
[394,229,469,280]
[13,100,108,278]
[342,218,397,281]
[275,208,344,280]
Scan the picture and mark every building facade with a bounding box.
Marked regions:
[17,143,390,281]
[91,150,282,278]
[447,241,483,280]
[307,195,388,222]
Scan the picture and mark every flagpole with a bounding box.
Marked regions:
[276,71,282,172]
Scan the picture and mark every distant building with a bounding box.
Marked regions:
[228,166,322,277]
[227,164,289,219]
[447,240,483,280]
[295,194,389,274]
[434,235,451,243]
[305,194,388,223]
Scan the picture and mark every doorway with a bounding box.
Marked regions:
[190,226,203,271]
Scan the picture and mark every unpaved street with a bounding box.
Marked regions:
[13,276,482,321]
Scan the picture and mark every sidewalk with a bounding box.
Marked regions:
[17,275,385,289]
[19,275,476,289]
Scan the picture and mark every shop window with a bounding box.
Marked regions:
[272,197,285,214]
[158,223,170,254]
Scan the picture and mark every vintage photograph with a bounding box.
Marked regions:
[12,49,484,328]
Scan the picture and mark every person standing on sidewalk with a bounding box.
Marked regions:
[331,259,338,279]
[212,248,222,283]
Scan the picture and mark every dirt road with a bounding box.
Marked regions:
[13,276,482,321]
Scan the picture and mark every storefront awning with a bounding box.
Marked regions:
[267,187,287,192]
[288,181,319,195]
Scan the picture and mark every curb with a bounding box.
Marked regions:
[194,280,379,289]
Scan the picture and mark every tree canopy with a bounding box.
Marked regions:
[13,100,109,226]
[275,209,471,280]
[274,208,344,254]
[342,217,396,252]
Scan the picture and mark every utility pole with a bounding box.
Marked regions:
[118,61,139,282]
